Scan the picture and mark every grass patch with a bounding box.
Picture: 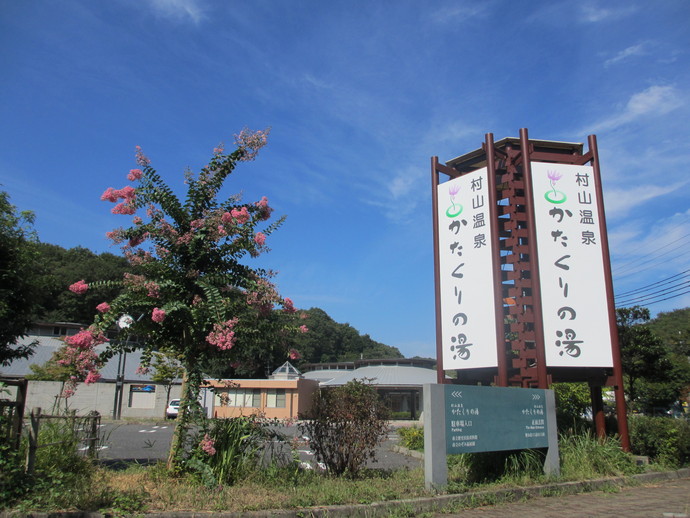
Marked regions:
[3,427,680,514]
[104,464,428,513]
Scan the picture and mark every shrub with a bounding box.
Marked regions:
[397,426,424,451]
[0,441,30,507]
[629,415,690,468]
[3,412,146,513]
[553,382,593,433]
[299,380,390,477]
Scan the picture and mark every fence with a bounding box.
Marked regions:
[0,378,27,450]
[25,407,101,475]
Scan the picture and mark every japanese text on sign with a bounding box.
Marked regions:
[437,168,498,370]
[531,162,613,368]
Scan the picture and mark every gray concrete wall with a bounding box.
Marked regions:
[5,380,182,419]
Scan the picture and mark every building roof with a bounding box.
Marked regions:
[302,368,352,384]
[270,361,301,379]
[1,335,159,384]
[320,364,437,388]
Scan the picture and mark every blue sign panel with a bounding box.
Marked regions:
[445,385,549,453]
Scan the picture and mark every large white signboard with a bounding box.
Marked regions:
[531,162,613,367]
[437,167,498,370]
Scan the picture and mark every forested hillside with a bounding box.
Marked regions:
[26,243,402,368]
[290,307,403,364]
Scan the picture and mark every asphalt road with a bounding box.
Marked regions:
[95,421,422,471]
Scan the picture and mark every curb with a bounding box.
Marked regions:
[4,468,690,518]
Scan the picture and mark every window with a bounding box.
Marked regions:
[218,388,260,407]
[266,389,286,408]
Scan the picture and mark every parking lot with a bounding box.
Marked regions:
[96,421,422,471]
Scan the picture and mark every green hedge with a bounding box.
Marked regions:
[629,415,690,468]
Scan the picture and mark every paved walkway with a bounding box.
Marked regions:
[432,476,690,518]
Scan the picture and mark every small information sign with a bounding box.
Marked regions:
[424,383,558,490]
[444,385,549,453]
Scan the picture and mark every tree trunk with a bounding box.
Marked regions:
[166,360,204,469]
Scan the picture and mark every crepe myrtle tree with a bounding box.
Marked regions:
[65,128,307,467]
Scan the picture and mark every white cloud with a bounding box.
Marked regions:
[578,2,638,23]
[147,0,205,24]
[604,180,689,219]
[587,85,683,133]
[604,43,648,67]
[429,2,492,24]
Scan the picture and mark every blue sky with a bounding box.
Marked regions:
[1,0,689,359]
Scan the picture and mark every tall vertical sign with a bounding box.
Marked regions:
[530,162,613,368]
[437,167,498,370]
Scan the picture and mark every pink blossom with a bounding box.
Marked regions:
[84,371,101,385]
[135,145,150,167]
[106,230,124,244]
[200,434,216,456]
[146,282,161,298]
[221,211,233,223]
[62,388,75,399]
[112,202,136,215]
[152,308,166,323]
[118,185,136,201]
[128,168,143,181]
[176,232,193,245]
[254,232,266,246]
[69,280,89,295]
[299,325,309,334]
[231,207,250,224]
[100,187,119,202]
[283,298,296,314]
[133,216,143,225]
[254,196,273,221]
[206,318,238,351]
[289,348,301,360]
[213,143,225,155]
[65,328,108,349]
[234,127,270,161]
[96,302,111,313]
[135,365,151,375]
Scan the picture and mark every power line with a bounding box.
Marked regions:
[615,287,690,308]
[613,239,690,280]
[613,232,690,276]
[615,281,690,307]
[615,270,690,298]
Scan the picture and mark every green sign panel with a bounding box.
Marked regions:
[444,385,549,453]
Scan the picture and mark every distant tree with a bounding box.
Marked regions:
[33,243,130,324]
[647,308,690,357]
[292,308,403,364]
[25,347,74,381]
[642,307,690,414]
[0,190,41,365]
[616,306,673,412]
[149,350,185,418]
